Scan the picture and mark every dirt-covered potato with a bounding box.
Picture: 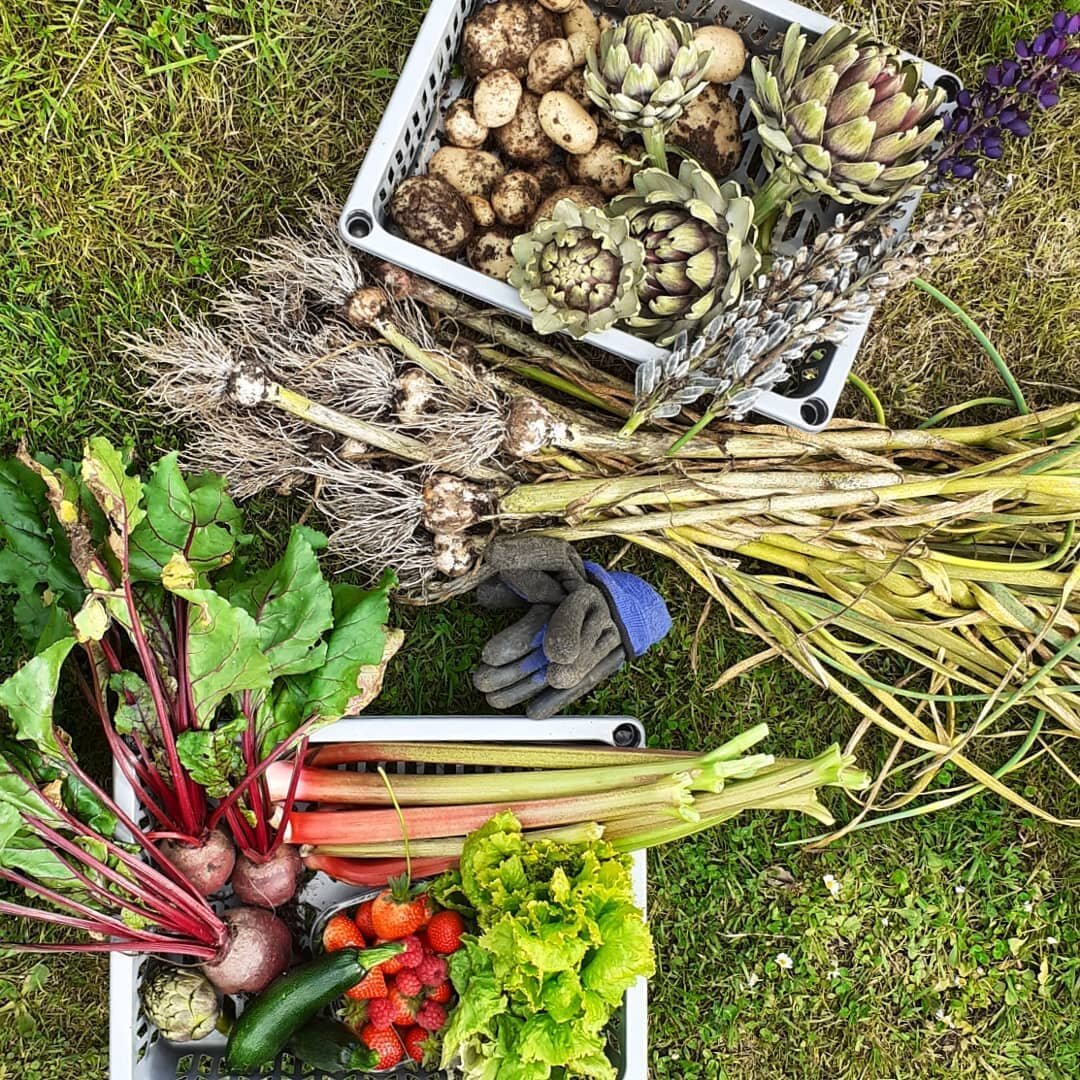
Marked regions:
[528,38,583,93]
[562,2,599,47]
[492,170,543,225]
[466,194,497,226]
[534,161,570,194]
[559,68,590,110]
[428,146,505,197]
[669,83,743,180]
[566,138,633,196]
[538,91,597,155]
[536,0,577,11]
[462,0,562,79]
[467,227,517,280]
[474,69,523,128]
[445,99,489,148]
[391,176,474,256]
[494,90,557,164]
[533,184,604,222]
[694,26,747,84]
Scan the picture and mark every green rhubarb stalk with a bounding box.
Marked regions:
[284,776,695,846]
[311,822,605,860]
[270,739,772,806]
[307,741,696,770]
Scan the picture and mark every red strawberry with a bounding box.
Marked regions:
[371,875,429,940]
[354,899,376,940]
[416,953,448,987]
[426,909,465,954]
[403,1025,431,1065]
[366,996,397,1030]
[345,966,387,1001]
[323,913,365,952]
[387,985,419,1026]
[395,969,424,998]
[426,979,452,1004]
[416,999,447,1032]
[360,1023,403,1070]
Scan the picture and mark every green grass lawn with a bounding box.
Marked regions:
[2,0,1079,1077]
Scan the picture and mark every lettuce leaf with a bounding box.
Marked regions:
[435,812,654,1080]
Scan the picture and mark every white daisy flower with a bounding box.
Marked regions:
[775,952,794,971]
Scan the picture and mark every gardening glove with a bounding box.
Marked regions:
[472,538,672,720]
[474,534,590,609]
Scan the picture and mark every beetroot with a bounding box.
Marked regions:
[230,845,303,909]
[160,828,236,897]
[200,906,292,995]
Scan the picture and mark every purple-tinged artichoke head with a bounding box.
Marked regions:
[751,23,947,205]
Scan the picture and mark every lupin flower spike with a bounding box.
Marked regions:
[935,10,1080,184]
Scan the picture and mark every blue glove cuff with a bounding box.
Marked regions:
[582,561,672,658]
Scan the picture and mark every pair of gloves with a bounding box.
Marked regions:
[471,536,672,720]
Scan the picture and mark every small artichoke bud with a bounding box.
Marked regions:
[141,966,219,1043]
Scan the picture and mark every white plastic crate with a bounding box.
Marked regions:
[110,715,649,1079]
[339,0,957,432]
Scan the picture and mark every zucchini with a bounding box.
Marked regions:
[225,943,402,1071]
[286,1017,379,1072]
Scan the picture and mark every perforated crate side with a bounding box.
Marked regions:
[340,0,957,431]
[111,716,648,1080]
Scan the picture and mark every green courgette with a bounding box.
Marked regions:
[225,943,402,1071]
[286,1016,379,1072]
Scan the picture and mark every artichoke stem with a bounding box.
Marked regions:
[752,169,799,230]
[641,126,671,172]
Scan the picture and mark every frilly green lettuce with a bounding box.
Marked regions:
[435,811,655,1080]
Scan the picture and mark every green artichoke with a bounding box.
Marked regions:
[141,966,219,1043]
[585,13,711,169]
[609,159,760,344]
[751,23,947,218]
[510,199,645,339]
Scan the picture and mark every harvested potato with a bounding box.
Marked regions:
[536,0,577,11]
[534,161,570,194]
[492,170,543,225]
[669,83,743,180]
[467,227,517,280]
[494,90,557,163]
[566,138,633,196]
[466,194,497,226]
[694,26,747,84]
[561,2,599,47]
[474,69,523,128]
[559,68,591,109]
[444,99,489,148]
[462,0,561,79]
[538,91,598,155]
[428,146,505,197]
[528,38,582,93]
[391,176,474,256]
[533,184,604,222]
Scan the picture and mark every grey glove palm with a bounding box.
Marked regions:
[472,537,625,719]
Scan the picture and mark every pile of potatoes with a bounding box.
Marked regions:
[389,0,748,283]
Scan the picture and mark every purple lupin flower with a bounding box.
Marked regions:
[933,10,1080,186]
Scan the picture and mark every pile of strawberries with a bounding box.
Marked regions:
[323,881,466,1071]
